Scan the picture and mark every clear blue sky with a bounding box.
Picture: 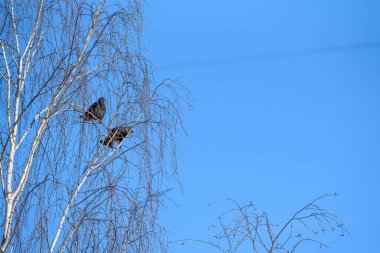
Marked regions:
[144,1,380,252]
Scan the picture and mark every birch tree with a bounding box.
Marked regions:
[0,0,189,252]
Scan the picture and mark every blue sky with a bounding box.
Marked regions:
[144,1,380,252]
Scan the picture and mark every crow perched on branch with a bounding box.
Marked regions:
[80,97,106,121]
[100,126,133,148]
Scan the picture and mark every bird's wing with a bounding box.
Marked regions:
[89,101,98,110]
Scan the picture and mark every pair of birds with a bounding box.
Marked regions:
[80,97,133,148]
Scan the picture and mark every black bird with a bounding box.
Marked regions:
[100,126,133,148]
[80,97,106,121]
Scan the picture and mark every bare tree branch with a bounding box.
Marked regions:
[174,194,348,253]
